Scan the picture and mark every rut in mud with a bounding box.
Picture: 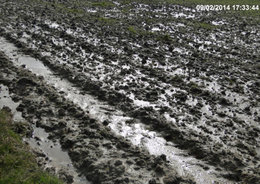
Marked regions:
[0,0,260,184]
[0,52,195,184]
[0,37,232,184]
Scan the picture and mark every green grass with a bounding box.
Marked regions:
[191,21,218,30]
[52,3,85,14]
[197,22,217,30]
[156,34,173,44]
[30,0,85,15]
[0,109,63,184]
[98,17,118,25]
[128,26,138,34]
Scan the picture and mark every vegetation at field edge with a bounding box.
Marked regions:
[0,109,63,184]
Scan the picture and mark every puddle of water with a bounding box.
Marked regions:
[201,104,213,117]
[256,147,260,158]
[0,38,88,184]
[204,80,221,92]
[85,9,97,13]
[0,85,87,183]
[0,37,234,184]
[45,21,60,29]
[18,56,52,75]
[109,119,233,184]
[186,96,198,107]
[171,12,195,19]
[151,27,162,32]
[0,84,23,121]
[27,126,87,184]
[129,93,155,108]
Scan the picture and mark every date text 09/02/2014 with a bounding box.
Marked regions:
[196,4,259,11]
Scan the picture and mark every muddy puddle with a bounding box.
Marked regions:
[0,82,88,184]
[0,37,235,184]
[27,126,88,184]
[0,84,23,121]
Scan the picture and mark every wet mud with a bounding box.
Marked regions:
[0,0,259,184]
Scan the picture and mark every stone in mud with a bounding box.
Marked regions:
[160,154,167,162]
[103,120,110,126]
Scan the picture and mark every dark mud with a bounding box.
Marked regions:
[0,0,259,183]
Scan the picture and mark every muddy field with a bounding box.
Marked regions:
[0,0,259,184]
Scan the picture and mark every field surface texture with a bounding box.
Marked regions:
[0,0,259,184]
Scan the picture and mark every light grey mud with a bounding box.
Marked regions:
[0,0,259,184]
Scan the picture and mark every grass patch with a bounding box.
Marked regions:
[0,109,63,184]
[53,3,85,14]
[31,0,85,15]
[182,19,219,30]
[128,26,138,34]
[195,22,218,30]
[156,33,173,44]
[127,25,154,37]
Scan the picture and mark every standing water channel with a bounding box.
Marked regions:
[0,84,88,184]
[0,37,234,184]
